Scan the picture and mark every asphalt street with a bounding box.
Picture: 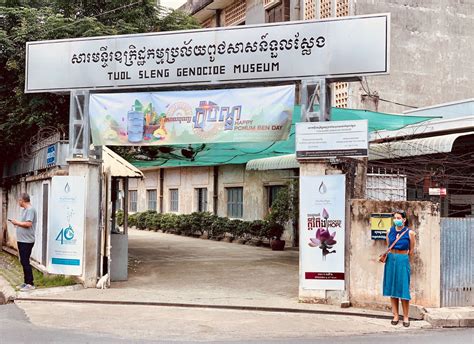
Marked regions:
[1,303,473,344]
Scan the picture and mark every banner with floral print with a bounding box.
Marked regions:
[300,175,346,290]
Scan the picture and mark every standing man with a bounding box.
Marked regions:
[9,193,37,292]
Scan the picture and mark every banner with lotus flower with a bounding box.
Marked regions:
[300,175,346,290]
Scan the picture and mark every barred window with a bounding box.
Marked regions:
[267,185,285,209]
[226,187,243,218]
[196,188,208,212]
[129,190,137,212]
[169,189,179,212]
[147,189,157,211]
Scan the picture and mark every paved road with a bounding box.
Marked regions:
[1,302,472,344]
[0,304,130,343]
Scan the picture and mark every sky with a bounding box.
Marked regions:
[159,0,187,9]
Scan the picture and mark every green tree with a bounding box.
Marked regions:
[0,3,199,166]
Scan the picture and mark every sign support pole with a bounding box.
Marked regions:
[69,90,90,159]
[66,89,102,287]
[301,78,332,122]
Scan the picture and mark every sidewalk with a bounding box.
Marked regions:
[425,307,474,328]
[6,230,473,327]
[14,229,393,319]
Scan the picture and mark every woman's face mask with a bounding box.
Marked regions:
[393,219,404,227]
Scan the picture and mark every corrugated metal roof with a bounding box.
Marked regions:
[246,132,474,169]
[103,146,143,178]
[246,154,299,171]
[369,132,473,160]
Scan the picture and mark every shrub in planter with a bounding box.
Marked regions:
[136,210,156,230]
[228,219,244,240]
[177,214,194,236]
[147,212,162,231]
[264,222,286,251]
[116,210,124,227]
[161,213,179,233]
[187,212,209,237]
[246,220,266,245]
[210,216,229,240]
[128,213,138,228]
[200,212,217,237]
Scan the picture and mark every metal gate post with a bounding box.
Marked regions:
[69,90,91,158]
[301,78,332,122]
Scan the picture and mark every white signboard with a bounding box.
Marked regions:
[300,175,346,290]
[429,188,447,196]
[25,14,390,93]
[296,120,368,159]
[47,176,86,275]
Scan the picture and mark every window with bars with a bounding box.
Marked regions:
[147,189,157,211]
[226,187,243,218]
[169,189,179,212]
[129,190,137,212]
[224,0,246,26]
[267,185,285,209]
[195,188,208,212]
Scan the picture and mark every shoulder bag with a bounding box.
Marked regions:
[378,228,410,263]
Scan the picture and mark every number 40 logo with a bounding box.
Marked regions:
[55,225,75,245]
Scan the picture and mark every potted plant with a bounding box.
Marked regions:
[265,222,285,251]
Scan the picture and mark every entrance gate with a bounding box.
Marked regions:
[440,217,474,306]
[24,14,389,289]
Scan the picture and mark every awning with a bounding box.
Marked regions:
[369,132,474,160]
[245,132,474,169]
[103,146,144,178]
[246,154,299,171]
[132,105,433,169]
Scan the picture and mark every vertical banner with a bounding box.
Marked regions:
[47,176,86,276]
[300,175,346,290]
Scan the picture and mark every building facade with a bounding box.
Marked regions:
[182,0,474,113]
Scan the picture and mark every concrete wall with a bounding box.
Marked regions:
[163,166,214,213]
[246,0,265,24]
[352,0,474,113]
[129,170,160,212]
[350,199,441,308]
[217,165,294,220]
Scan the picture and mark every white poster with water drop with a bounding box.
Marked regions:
[47,176,86,276]
[300,175,346,290]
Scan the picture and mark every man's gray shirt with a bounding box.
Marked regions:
[16,207,36,243]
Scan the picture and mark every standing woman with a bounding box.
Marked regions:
[383,210,415,327]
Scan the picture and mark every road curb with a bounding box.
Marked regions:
[0,275,17,304]
[14,297,407,320]
[17,284,83,298]
[424,308,474,328]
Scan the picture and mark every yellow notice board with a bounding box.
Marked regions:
[370,213,392,240]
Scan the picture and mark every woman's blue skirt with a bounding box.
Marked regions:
[383,253,411,300]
